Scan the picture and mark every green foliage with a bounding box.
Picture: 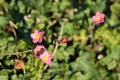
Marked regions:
[0,0,120,80]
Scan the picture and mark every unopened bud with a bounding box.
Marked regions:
[60,37,68,43]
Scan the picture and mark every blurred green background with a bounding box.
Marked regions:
[0,0,120,80]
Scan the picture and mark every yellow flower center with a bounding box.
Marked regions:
[35,34,40,39]
[43,56,48,61]
[96,17,101,21]
[37,48,41,52]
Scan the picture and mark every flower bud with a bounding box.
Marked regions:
[60,37,68,43]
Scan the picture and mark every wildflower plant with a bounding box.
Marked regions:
[31,29,53,65]
[0,0,120,80]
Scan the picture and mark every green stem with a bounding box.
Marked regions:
[53,23,64,55]
[2,50,32,56]
[44,22,64,70]
[88,22,95,44]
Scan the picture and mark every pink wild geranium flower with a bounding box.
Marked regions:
[34,45,45,56]
[40,51,53,65]
[31,29,43,43]
[92,12,105,24]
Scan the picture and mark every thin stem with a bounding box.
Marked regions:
[9,20,18,29]
[2,50,32,56]
[52,22,64,55]
[88,22,95,44]
[58,22,64,40]
[44,22,64,70]
[9,20,18,39]
[0,62,4,68]
[43,64,48,70]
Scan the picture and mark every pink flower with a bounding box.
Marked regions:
[40,51,53,65]
[34,45,45,56]
[92,12,105,24]
[31,29,43,43]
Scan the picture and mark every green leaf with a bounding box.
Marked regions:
[70,51,95,72]
[17,1,25,13]
[111,45,120,60]
[59,0,70,11]
[70,72,87,80]
[107,14,119,27]
[35,23,45,30]
[25,19,34,29]
[63,22,73,39]
[0,16,8,27]
[17,40,27,51]
[108,60,117,70]
[110,2,120,17]
[0,75,8,80]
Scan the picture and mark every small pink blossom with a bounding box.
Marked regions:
[34,45,45,56]
[40,51,53,65]
[92,12,105,24]
[31,29,43,43]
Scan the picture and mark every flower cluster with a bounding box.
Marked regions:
[31,29,53,65]
[92,12,105,24]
